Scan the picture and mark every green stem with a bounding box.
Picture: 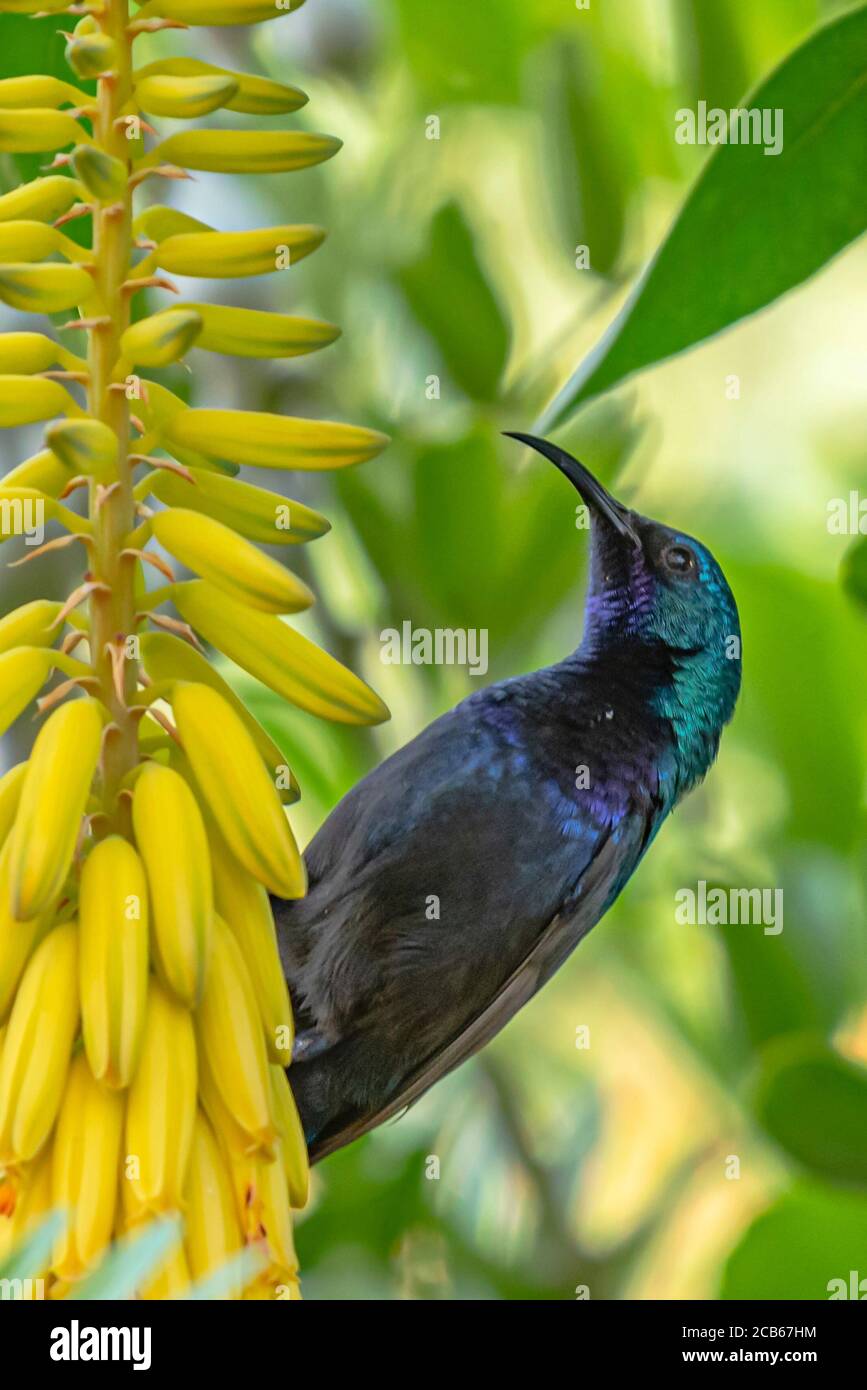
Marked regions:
[86,0,138,832]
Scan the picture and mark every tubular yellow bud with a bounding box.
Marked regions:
[0,922,79,1162]
[7,698,102,921]
[9,1144,53,1284]
[0,263,95,314]
[120,308,203,368]
[149,466,329,545]
[210,833,294,1063]
[0,76,88,109]
[145,129,339,176]
[134,57,306,116]
[154,224,325,279]
[0,762,26,846]
[0,333,68,374]
[71,144,127,202]
[176,302,339,359]
[124,980,197,1215]
[0,221,85,266]
[0,0,75,17]
[0,175,84,225]
[198,1046,287,1283]
[0,376,77,429]
[79,836,149,1088]
[138,632,299,806]
[150,508,313,614]
[165,408,389,471]
[174,581,390,726]
[134,205,212,243]
[0,648,53,740]
[132,763,213,1006]
[3,450,72,495]
[0,108,87,154]
[0,485,88,542]
[51,1052,124,1281]
[45,418,119,478]
[269,1064,309,1208]
[135,74,239,118]
[66,33,118,81]
[197,1040,255,1161]
[0,601,62,658]
[196,917,276,1149]
[246,1145,297,1273]
[136,0,307,29]
[184,1110,242,1286]
[0,842,46,1021]
[173,682,304,898]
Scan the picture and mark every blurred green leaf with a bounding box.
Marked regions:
[842,536,867,609]
[537,40,626,276]
[301,1141,432,1274]
[186,1246,265,1300]
[410,426,505,629]
[336,402,641,681]
[398,202,509,403]
[753,1035,867,1186]
[0,1210,64,1283]
[716,852,865,1054]
[721,1182,867,1299]
[75,1219,181,1301]
[725,562,867,852]
[539,5,867,427]
[393,0,525,106]
[718,912,825,1050]
[677,0,751,112]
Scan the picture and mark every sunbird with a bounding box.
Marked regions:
[275,434,741,1160]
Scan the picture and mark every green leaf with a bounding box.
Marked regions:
[74,1218,181,1300]
[398,202,509,404]
[539,5,867,428]
[721,1182,867,1299]
[753,1035,867,1186]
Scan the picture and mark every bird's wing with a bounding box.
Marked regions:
[307,818,645,1162]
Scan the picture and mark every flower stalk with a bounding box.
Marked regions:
[88,0,137,833]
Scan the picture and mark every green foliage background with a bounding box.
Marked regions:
[1,0,866,1299]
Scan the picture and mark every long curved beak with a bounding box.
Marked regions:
[504,432,639,547]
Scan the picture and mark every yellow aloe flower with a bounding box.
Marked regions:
[0,0,389,1298]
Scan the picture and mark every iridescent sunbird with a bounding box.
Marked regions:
[275,434,741,1160]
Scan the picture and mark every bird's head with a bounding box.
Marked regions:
[505,433,742,769]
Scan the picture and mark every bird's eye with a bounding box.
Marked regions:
[662,543,697,576]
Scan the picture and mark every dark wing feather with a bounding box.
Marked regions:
[307,822,642,1162]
